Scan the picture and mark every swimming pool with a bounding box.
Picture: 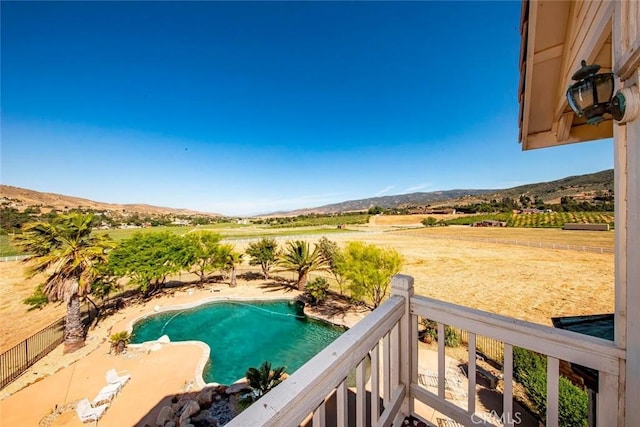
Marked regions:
[131,299,345,385]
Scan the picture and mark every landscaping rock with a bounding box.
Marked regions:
[225,379,249,394]
[156,405,175,426]
[196,388,213,407]
[165,422,176,427]
[179,400,200,424]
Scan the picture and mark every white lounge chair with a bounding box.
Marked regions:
[76,398,108,423]
[105,368,130,387]
[92,383,120,406]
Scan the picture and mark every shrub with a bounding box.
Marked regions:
[304,277,330,305]
[421,217,438,227]
[420,319,461,347]
[513,347,588,426]
[444,327,461,347]
[109,331,131,354]
[339,241,403,309]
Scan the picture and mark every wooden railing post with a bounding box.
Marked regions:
[391,274,415,418]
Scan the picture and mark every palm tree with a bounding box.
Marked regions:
[277,240,328,291]
[222,248,243,287]
[246,360,286,394]
[238,361,286,409]
[13,213,115,353]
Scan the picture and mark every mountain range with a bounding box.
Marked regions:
[0,169,613,217]
[269,169,614,216]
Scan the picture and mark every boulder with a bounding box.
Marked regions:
[179,400,200,424]
[157,335,171,344]
[196,388,213,407]
[165,422,176,427]
[155,406,174,426]
[225,379,249,394]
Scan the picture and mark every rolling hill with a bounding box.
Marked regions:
[269,189,496,216]
[483,169,613,202]
[267,169,614,216]
[0,185,220,217]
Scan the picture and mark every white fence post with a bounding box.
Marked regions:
[390,274,415,418]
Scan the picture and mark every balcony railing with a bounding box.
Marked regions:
[229,275,625,426]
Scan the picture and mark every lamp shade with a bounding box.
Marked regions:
[566,61,615,125]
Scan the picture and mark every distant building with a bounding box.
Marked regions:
[171,219,191,226]
[472,220,506,227]
[407,207,456,215]
[519,208,545,214]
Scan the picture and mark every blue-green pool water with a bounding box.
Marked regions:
[131,300,345,385]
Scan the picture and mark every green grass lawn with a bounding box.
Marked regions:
[93,225,194,241]
[93,224,357,242]
[0,235,22,257]
[266,213,370,227]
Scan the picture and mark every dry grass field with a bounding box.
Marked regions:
[0,261,67,351]
[340,231,614,325]
[0,224,614,353]
[406,226,615,249]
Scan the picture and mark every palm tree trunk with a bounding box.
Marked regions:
[297,271,308,291]
[230,266,237,287]
[63,294,85,353]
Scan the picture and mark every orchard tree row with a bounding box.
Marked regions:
[430,211,614,228]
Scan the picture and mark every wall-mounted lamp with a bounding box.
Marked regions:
[566,60,639,125]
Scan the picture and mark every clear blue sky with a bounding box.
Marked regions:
[1,1,613,216]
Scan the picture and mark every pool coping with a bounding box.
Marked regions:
[126,294,350,388]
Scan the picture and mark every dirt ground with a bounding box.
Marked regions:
[0,225,614,352]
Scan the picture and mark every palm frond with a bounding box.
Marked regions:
[15,213,115,302]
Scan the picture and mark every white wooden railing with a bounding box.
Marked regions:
[229,275,625,426]
[411,294,625,426]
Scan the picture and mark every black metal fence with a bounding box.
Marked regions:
[455,328,505,367]
[0,318,65,389]
[0,302,96,390]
